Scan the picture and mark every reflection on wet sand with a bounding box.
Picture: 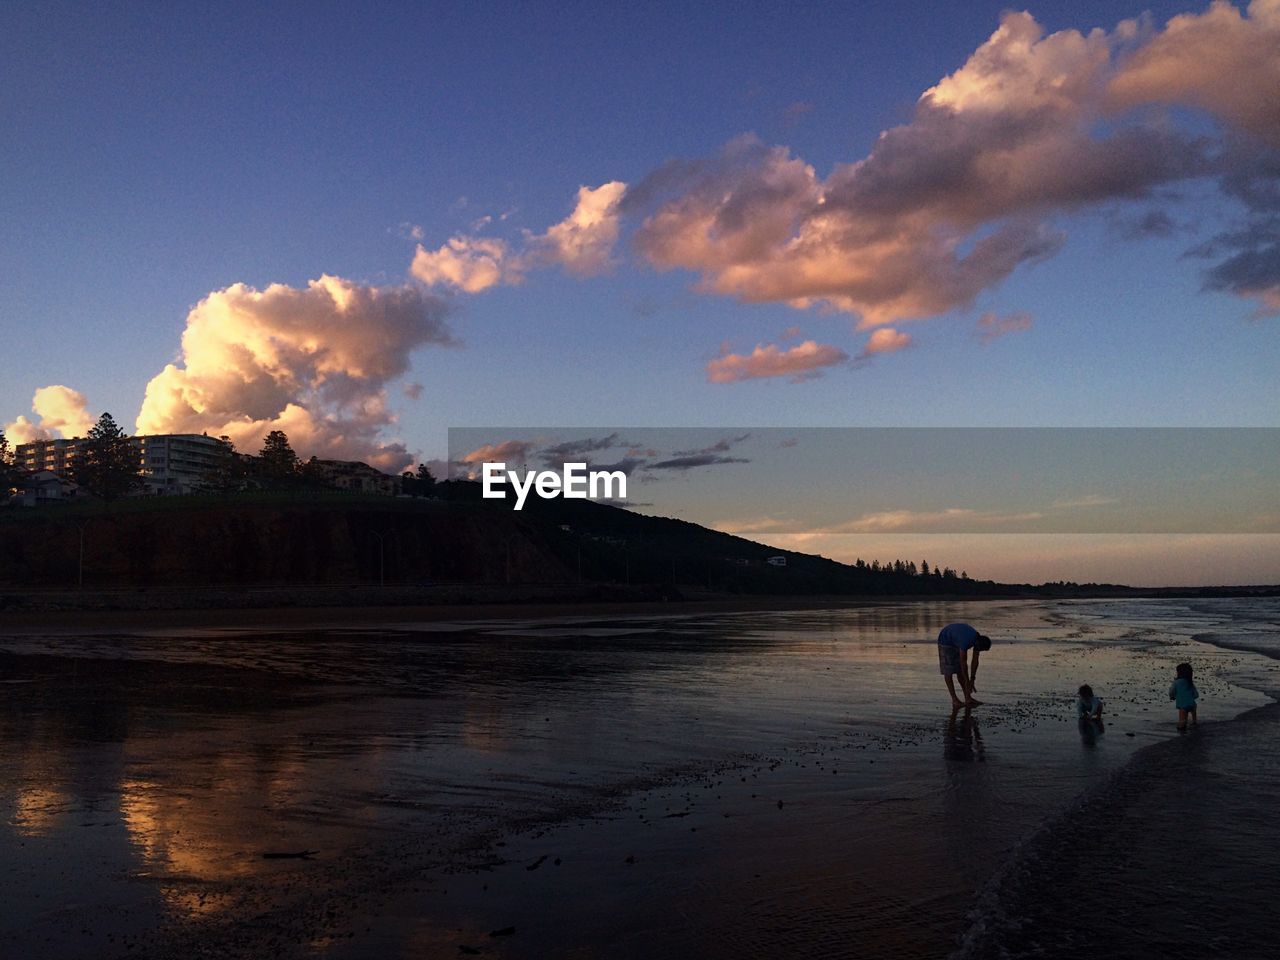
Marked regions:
[11,783,69,838]
[944,709,985,763]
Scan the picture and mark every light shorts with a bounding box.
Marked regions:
[938,643,962,676]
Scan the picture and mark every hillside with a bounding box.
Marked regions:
[2,483,1274,601]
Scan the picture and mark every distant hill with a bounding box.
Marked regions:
[1,482,1274,600]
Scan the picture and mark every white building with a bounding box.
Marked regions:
[15,433,230,495]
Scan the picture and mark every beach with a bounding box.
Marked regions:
[2,598,1278,958]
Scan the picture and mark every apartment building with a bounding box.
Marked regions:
[15,433,230,495]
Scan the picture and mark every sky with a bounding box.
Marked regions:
[2,0,1278,584]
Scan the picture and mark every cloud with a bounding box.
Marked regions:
[457,440,534,466]
[856,328,913,360]
[540,432,634,464]
[647,454,750,471]
[405,6,1279,329]
[410,236,520,293]
[411,181,627,292]
[135,275,453,472]
[1107,0,1280,148]
[976,311,1034,343]
[706,339,850,383]
[713,516,794,535]
[621,6,1280,325]
[754,508,1047,535]
[1200,220,1280,314]
[4,385,96,444]
[588,457,647,476]
[1052,494,1120,508]
[534,181,628,276]
[672,433,753,456]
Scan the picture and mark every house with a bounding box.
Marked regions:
[12,471,79,507]
[766,556,788,567]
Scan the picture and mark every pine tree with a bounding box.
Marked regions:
[0,428,17,496]
[258,430,300,488]
[209,436,245,494]
[415,462,437,497]
[74,413,143,501]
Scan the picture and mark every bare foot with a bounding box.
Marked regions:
[965,698,984,707]
[950,699,965,710]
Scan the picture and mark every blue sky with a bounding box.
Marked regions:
[3,1,1278,582]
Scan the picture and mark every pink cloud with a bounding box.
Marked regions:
[976,311,1034,343]
[627,7,1280,325]
[857,328,913,360]
[412,181,626,292]
[706,340,850,383]
[135,275,452,472]
[457,440,533,465]
[1108,0,1280,148]
[4,385,95,443]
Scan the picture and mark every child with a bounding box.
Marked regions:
[1077,684,1104,722]
[1168,662,1199,730]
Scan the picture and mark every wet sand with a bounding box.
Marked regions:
[2,599,1277,958]
[1,595,930,633]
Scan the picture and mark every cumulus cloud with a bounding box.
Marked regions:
[856,328,913,360]
[4,385,96,444]
[405,6,1278,330]
[976,311,1034,343]
[135,275,453,472]
[410,236,519,293]
[624,5,1280,325]
[706,339,850,383]
[1107,0,1280,148]
[534,181,628,276]
[411,181,627,292]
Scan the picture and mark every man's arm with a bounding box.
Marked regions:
[959,652,977,698]
[969,649,980,689]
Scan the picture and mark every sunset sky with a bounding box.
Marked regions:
[3,1,1278,583]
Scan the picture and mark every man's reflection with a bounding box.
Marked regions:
[944,706,984,762]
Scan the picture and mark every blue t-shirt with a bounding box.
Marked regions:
[1077,695,1103,717]
[1169,677,1198,709]
[938,623,979,650]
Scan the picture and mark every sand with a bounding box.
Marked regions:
[2,598,1277,959]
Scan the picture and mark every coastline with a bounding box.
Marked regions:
[0,590,1026,633]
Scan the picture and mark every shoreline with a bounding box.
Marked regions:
[0,594,953,633]
[4,584,1277,635]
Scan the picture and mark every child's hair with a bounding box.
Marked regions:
[1078,684,1094,699]
[1176,662,1194,682]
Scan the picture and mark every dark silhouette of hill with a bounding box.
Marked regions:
[1,481,1274,600]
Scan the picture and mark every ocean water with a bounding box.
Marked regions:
[1,598,1277,959]
[953,597,1280,960]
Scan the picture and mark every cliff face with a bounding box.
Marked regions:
[0,502,570,588]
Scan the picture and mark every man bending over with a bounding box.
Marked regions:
[938,622,991,709]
